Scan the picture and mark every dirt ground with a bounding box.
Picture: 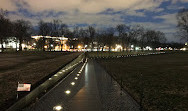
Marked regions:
[0,51,81,110]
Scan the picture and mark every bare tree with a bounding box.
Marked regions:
[0,9,11,52]
[143,30,166,50]
[38,20,50,36]
[129,25,144,51]
[38,20,51,51]
[88,26,96,51]
[105,27,115,51]
[14,20,31,51]
[60,24,69,36]
[116,24,131,51]
[50,19,63,37]
[177,8,188,42]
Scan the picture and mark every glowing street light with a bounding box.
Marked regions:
[77,74,80,76]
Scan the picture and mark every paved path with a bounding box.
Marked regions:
[25,59,140,111]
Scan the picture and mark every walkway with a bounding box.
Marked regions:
[25,59,140,111]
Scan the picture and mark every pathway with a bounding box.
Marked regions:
[25,59,139,111]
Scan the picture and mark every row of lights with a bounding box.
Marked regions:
[53,59,88,111]
[48,59,84,80]
[65,59,87,95]
[92,52,165,59]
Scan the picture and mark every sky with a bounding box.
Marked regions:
[0,0,188,42]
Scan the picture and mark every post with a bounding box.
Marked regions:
[16,82,19,100]
[120,75,123,95]
[139,74,144,111]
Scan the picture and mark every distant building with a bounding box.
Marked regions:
[0,37,19,52]
[31,35,69,51]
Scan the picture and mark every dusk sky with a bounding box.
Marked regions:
[1,0,188,42]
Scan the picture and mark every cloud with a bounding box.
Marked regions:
[7,12,40,26]
[124,10,145,17]
[2,0,165,14]
[0,0,17,11]
[171,0,188,4]
[1,0,184,42]
[7,11,124,28]
[154,8,164,13]
[154,13,177,25]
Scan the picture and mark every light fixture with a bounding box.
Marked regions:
[71,82,75,86]
[75,77,78,80]
[53,105,63,111]
[65,90,71,94]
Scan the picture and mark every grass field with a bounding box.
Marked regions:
[0,51,81,110]
[98,52,188,111]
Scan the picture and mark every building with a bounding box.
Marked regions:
[31,35,69,51]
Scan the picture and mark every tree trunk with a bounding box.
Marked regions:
[122,45,125,52]
[16,41,18,52]
[91,42,94,51]
[141,47,144,52]
[61,44,63,51]
[126,45,129,52]
[0,38,4,52]
[42,37,45,51]
[49,44,52,51]
[109,46,111,52]
[19,38,23,51]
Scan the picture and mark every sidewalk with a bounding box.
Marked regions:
[25,59,139,111]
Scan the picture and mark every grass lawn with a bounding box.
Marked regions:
[98,52,188,111]
[0,51,81,110]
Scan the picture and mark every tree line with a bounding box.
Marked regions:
[36,21,167,52]
[1,8,188,52]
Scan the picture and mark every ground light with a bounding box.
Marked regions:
[54,74,58,77]
[77,74,80,76]
[75,77,78,80]
[53,105,63,111]
[65,90,71,94]
[71,82,75,86]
